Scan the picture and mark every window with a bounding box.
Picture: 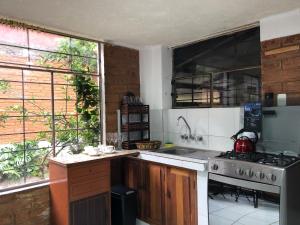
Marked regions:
[0,22,101,189]
[172,27,261,108]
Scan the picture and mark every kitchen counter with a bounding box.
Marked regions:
[49,150,139,167]
[137,147,221,172]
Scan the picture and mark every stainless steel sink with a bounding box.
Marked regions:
[154,147,221,160]
[156,148,197,155]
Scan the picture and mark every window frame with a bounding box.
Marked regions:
[172,27,261,109]
[0,21,103,192]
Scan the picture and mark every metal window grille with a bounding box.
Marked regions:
[0,23,101,189]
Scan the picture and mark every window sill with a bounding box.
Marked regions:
[0,180,49,196]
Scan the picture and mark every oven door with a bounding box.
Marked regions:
[208,173,280,225]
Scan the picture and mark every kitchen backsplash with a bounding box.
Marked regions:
[261,106,300,154]
[150,107,243,152]
[149,106,300,154]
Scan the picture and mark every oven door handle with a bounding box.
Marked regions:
[209,173,280,194]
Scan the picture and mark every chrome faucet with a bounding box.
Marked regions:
[177,116,194,140]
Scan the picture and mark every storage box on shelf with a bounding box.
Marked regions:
[120,104,150,149]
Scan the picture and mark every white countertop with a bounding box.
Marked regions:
[137,147,220,172]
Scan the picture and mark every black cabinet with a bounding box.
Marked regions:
[70,193,110,225]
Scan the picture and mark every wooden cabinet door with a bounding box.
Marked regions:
[70,193,110,225]
[123,158,166,225]
[165,167,197,225]
[144,162,166,225]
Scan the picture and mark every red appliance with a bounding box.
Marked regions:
[231,129,258,153]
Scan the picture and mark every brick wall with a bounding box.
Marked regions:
[261,33,300,105]
[0,185,50,225]
[104,44,140,132]
[0,67,78,144]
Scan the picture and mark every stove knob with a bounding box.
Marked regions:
[256,171,265,180]
[211,164,219,171]
[245,169,254,178]
[236,168,244,176]
[267,174,276,182]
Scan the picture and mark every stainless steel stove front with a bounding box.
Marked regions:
[208,159,300,225]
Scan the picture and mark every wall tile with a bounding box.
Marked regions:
[209,108,241,138]
[209,136,234,152]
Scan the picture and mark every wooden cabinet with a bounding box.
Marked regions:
[123,158,197,225]
[165,167,197,225]
[50,160,111,225]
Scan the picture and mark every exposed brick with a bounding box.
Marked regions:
[261,34,300,106]
[104,44,140,133]
[0,186,49,225]
[261,38,282,51]
[282,33,300,46]
[262,82,283,94]
[283,80,300,93]
[282,55,300,70]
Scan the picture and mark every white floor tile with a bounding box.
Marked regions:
[209,194,279,225]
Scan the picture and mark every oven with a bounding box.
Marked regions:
[208,156,300,225]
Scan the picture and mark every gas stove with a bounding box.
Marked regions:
[208,150,300,225]
[218,151,299,168]
[208,151,300,186]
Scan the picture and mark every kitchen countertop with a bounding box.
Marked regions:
[49,147,221,171]
[137,147,221,171]
[49,150,139,166]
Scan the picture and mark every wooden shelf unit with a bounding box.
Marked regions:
[120,104,150,149]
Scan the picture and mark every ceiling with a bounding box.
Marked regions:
[0,0,300,47]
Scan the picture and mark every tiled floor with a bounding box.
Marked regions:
[209,194,279,225]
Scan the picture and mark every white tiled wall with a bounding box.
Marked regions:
[151,107,243,152]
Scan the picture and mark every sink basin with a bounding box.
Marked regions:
[154,147,221,160]
[155,148,197,156]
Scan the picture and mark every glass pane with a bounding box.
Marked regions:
[71,56,97,73]
[0,100,23,117]
[0,24,27,47]
[24,99,52,116]
[78,129,100,146]
[0,80,22,99]
[55,115,77,130]
[24,70,51,83]
[53,73,75,85]
[55,129,78,146]
[29,49,70,70]
[0,68,22,82]
[0,134,24,146]
[70,38,98,58]
[54,99,76,115]
[0,136,25,189]
[24,83,51,99]
[54,84,76,101]
[25,116,52,133]
[0,117,23,135]
[25,132,52,149]
[0,45,28,65]
[29,29,70,53]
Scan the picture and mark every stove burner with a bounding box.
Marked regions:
[218,151,299,167]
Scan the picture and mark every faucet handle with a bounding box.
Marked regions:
[196,136,203,142]
[180,134,188,140]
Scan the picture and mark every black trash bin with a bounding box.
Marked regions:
[111,185,137,225]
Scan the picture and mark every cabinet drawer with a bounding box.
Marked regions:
[69,176,110,201]
[68,160,110,184]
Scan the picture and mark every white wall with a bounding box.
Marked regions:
[139,46,172,142]
[260,9,300,41]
